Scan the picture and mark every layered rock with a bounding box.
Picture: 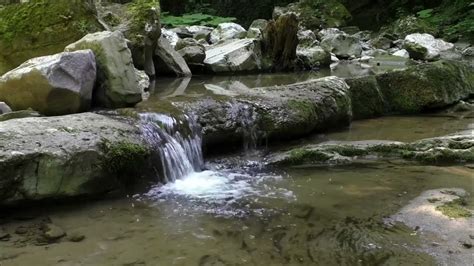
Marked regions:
[0,50,96,115]
[65,31,142,108]
[0,113,149,206]
[204,39,267,73]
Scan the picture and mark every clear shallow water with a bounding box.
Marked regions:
[148,57,407,99]
[1,163,472,265]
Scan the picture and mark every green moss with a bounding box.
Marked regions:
[404,42,428,60]
[0,0,102,74]
[287,100,316,122]
[298,0,351,29]
[326,145,368,157]
[100,140,150,185]
[436,198,472,218]
[126,0,160,45]
[284,148,332,165]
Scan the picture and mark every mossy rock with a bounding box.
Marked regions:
[345,76,386,119]
[376,60,474,114]
[0,0,102,75]
[404,42,428,61]
[100,139,150,186]
[436,198,472,218]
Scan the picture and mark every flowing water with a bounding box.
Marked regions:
[1,69,473,265]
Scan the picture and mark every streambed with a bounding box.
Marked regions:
[0,72,473,265]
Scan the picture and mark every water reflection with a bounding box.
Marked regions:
[151,56,408,99]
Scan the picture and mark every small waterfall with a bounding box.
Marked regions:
[140,112,203,183]
[229,102,259,152]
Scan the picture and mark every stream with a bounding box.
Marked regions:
[0,72,473,266]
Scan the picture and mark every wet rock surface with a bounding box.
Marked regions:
[0,112,147,205]
[267,132,474,166]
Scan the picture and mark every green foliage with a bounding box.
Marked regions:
[100,140,150,184]
[161,12,236,27]
[416,9,433,19]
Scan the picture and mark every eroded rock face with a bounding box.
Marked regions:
[320,34,362,59]
[0,113,148,206]
[404,33,454,60]
[204,39,266,73]
[0,50,96,115]
[154,36,192,77]
[65,31,141,108]
[210,23,247,44]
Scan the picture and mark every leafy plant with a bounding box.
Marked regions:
[161,12,236,27]
[417,9,433,19]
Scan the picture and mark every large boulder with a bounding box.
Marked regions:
[0,50,96,115]
[161,28,180,48]
[154,36,192,77]
[404,33,454,61]
[345,76,386,119]
[210,23,247,44]
[321,34,362,59]
[0,113,150,206]
[142,76,353,147]
[65,31,142,108]
[376,60,474,113]
[0,0,102,75]
[204,39,267,73]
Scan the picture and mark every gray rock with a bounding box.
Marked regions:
[0,102,12,114]
[0,112,147,205]
[247,19,268,39]
[321,34,362,59]
[65,31,142,108]
[161,28,180,48]
[392,49,410,58]
[462,47,474,57]
[186,25,213,40]
[210,23,247,44]
[155,36,192,77]
[317,28,345,40]
[296,46,331,69]
[178,45,206,66]
[0,50,96,115]
[42,224,65,241]
[67,232,85,242]
[352,31,372,42]
[135,69,150,93]
[298,29,318,47]
[405,33,454,60]
[204,39,266,73]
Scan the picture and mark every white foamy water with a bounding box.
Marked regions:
[141,169,296,216]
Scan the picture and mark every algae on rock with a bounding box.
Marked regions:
[0,0,102,75]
